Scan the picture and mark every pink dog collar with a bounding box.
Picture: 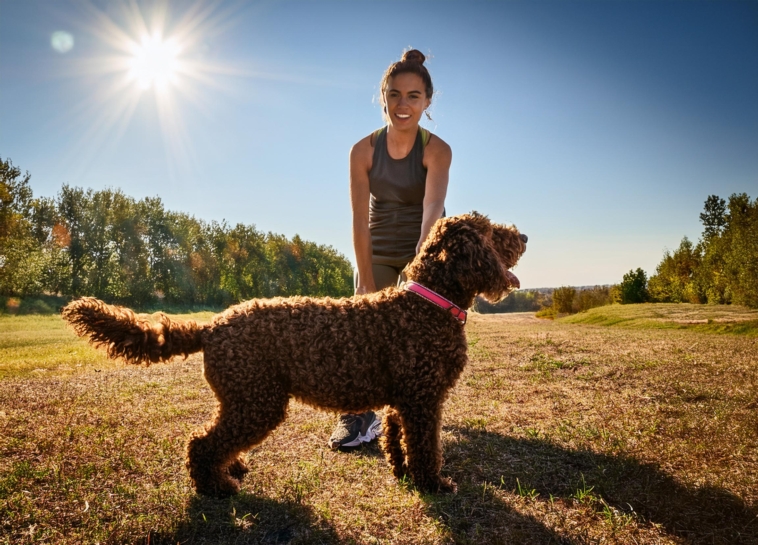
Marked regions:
[403,281,467,324]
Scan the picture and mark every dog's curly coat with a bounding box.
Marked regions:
[62,212,527,497]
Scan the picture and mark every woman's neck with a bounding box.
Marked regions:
[386,124,418,159]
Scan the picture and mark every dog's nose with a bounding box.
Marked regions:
[519,234,528,244]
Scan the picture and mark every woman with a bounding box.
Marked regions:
[328,49,452,449]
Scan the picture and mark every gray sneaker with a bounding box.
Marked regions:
[328,411,382,449]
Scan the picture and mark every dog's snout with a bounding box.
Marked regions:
[519,234,528,244]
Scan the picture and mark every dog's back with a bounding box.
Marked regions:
[202,289,468,413]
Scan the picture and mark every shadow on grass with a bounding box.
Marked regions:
[149,492,341,545]
[367,433,574,544]
[424,482,575,545]
[147,440,575,545]
[428,428,758,545]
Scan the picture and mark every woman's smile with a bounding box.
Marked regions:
[385,72,431,129]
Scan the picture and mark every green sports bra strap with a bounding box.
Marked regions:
[420,127,430,148]
[370,127,385,147]
[370,126,430,148]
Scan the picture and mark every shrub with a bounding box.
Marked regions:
[620,268,649,304]
[553,286,576,314]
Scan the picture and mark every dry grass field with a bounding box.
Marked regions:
[1,303,757,544]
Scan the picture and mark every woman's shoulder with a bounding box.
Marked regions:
[424,130,450,150]
[350,131,379,169]
[350,128,385,160]
[423,131,452,163]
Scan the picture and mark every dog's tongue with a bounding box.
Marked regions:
[505,271,520,289]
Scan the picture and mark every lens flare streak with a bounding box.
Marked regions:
[55,0,244,182]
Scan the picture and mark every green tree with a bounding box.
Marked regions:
[552,286,576,313]
[620,268,648,304]
[216,223,269,302]
[699,195,727,241]
[0,157,33,240]
[0,157,43,295]
[722,193,758,307]
[648,237,701,303]
[574,285,614,312]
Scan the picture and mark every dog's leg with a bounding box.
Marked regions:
[397,401,456,494]
[227,456,250,482]
[380,407,407,480]
[186,388,289,498]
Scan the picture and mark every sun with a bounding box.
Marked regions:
[61,1,248,181]
[129,34,180,91]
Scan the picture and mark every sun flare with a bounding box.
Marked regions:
[129,34,180,91]
[61,1,249,180]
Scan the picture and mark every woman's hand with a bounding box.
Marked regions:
[355,282,376,296]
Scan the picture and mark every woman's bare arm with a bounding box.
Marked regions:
[350,136,376,294]
[418,136,452,254]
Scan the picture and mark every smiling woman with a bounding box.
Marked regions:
[129,34,180,91]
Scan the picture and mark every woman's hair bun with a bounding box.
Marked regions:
[401,49,425,65]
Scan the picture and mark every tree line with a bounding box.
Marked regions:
[622,193,758,309]
[483,193,758,316]
[0,157,354,309]
[474,285,615,316]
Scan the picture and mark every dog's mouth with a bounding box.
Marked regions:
[505,271,520,289]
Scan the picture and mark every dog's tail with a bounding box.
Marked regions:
[62,297,206,365]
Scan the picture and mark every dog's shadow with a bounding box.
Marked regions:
[144,430,755,544]
[149,492,342,544]
[148,441,571,544]
[425,427,758,544]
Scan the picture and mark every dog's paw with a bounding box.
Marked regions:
[191,471,242,498]
[436,476,457,494]
[391,462,409,481]
[194,478,241,498]
[227,458,249,482]
[413,475,457,495]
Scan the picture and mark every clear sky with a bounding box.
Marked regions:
[1,0,756,288]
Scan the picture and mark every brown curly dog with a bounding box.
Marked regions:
[62,212,527,497]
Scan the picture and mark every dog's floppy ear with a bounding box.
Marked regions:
[490,224,528,270]
[475,240,514,304]
[442,213,512,303]
[408,212,521,305]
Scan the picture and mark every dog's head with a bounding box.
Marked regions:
[405,212,527,306]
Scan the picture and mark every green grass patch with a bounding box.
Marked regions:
[0,295,225,316]
[0,295,69,315]
[0,311,215,379]
[561,303,758,335]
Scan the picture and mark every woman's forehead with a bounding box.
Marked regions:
[386,73,425,92]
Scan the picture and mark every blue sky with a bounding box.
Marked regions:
[1,0,756,288]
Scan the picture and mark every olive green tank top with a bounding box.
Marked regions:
[368,126,433,267]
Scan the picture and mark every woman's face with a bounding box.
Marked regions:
[384,72,431,129]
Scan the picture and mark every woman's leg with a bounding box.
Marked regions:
[371,263,402,290]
